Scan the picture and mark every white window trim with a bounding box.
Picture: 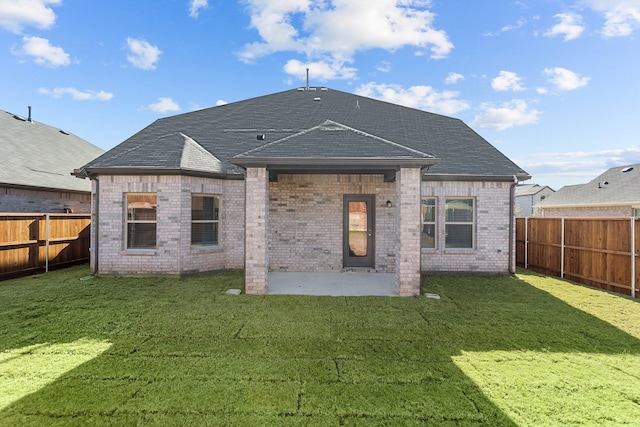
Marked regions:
[191,193,221,249]
[125,192,157,251]
[444,197,475,250]
[421,197,437,250]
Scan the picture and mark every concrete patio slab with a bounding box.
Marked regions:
[266,272,397,296]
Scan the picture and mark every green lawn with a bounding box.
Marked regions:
[1,266,639,426]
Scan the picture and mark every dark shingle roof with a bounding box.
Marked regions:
[536,164,640,207]
[78,88,529,180]
[1,109,104,192]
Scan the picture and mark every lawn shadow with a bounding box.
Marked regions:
[1,266,640,425]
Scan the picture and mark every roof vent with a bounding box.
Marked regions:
[313,97,321,101]
[59,129,70,135]
[13,115,26,121]
[320,87,328,91]
[297,87,305,91]
[597,181,609,189]
[622,166,634,173]
[257,134,266,140]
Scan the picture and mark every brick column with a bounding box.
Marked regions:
[395,167,422,296]
[244,167,269,294]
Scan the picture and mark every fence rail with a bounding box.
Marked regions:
[0,213,91,280]
[516,217,639,298]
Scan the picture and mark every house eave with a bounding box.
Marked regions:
[0,182,91,195]
[72,167,243,180]
[537,201,640,209]
[423,173,531,182]
[229,156,439,169]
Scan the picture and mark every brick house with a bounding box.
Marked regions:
[536,163,640,218]
[73,88,529,296]
[1,108,104,213]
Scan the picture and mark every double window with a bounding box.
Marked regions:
[421,197,475,249]
[191,194,220,247]
[126,193,157,249]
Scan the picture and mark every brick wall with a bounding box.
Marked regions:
[244,168,268,294]
[395,168,422,296]
[421,180,513,274]
[0,186,91,213]
[268,174,396,272]
[94,175,243,275]
[538,206,633,218]
[91,173,515,278]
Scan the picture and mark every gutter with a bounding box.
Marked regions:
[509,175,519,274]
[92,176,99,275]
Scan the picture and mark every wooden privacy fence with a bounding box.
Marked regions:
[0,213,91,280]
[516,217,639,298]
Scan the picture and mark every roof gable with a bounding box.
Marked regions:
[233,120,436,160]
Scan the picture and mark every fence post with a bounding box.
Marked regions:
[632,218,636,298]
[45,213,50,273]
[561,217,565,279]
[524,217,528,269]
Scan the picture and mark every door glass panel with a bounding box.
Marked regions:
[348,201,367,257]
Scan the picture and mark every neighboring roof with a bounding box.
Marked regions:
[77,87,529,181]
[536,163,640,208]
[1,109,105,192]
[515,184,554,197]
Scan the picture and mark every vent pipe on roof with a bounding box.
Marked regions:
[306,68,309,91]
[27,106,32,123]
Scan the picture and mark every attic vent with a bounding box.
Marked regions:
[257,134,266,140]
[13,115,26,121]
[297,87,305,91]
[59,129,70,135]
[320,87,328,91]
[313,97,321,101]
[622,167,634,173]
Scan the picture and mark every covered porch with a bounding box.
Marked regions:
[229,120,439,297]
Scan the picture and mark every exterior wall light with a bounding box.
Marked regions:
[386,200,392,208]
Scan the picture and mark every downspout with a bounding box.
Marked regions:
[509,175,518,274]
[91,176,99,275]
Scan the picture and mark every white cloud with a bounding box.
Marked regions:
[0,0,61,33]
[38,87,114,101]
[149,97,180,113]
[126,37,162,70]
[484,18,526,36]
[284,58,357,81]
[239,0,453,79]
[355,82,470,115]
[472,99,541,130]
[444,72,464,85]
[376,61,391,73]
[189,0,208,18]
[581,0,640,37]
[16,36,69,67]
[491,71,525,92]
[514,145,640,187]
[544,67,590,91]
[544,12,585,41]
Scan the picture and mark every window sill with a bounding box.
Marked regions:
[122,249,157,256]
[444,249,476,255]
[191,246,223,254]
